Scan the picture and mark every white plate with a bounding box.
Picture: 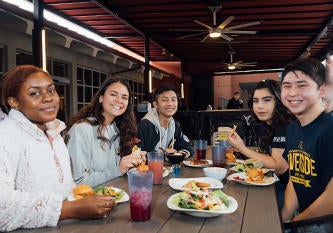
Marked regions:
[227,172,278,186]
[163,167,170,177]
[111,187,129,203]
[169,177,223,190]
[183,160,212,167]
[167,193,238,217]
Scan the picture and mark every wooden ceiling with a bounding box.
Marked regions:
[6,0,333,75]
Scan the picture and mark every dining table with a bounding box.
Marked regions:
[12,152,284,233]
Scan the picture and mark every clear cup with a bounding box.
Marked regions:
[147,151,164,185]
[128,169,153,221]
[212,145,226,167]
[194,140,207,160]
[172,164,181,177]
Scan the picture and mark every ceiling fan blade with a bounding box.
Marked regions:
[170,28,207,32]
[200,34,211,43]
[177,31,208,39]
[223,30,257,34]
[224,21,261,31]
[218,16,236,30]
[239,63,257,67]
[220,33,233,41]
[194,19,213,30]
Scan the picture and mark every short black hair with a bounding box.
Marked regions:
[281,57,326,87]
[152,85,178,102]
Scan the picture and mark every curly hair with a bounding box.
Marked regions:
[248,79,295,153]
[66,77,137,157]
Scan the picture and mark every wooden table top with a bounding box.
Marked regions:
[12,160,283,233]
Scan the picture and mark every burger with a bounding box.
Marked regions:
[73,184,95,199]
[226,153,236,163]
[246,168,264,181]
[137,164,149,171]
[244,158,263,168]
[132,145,141,156]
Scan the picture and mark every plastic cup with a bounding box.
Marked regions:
[148,151,164,185]
[128,170,153,221]
[212,145,226,167]
[172,164,181,177]
[194,140,207,160]
[219,139,234,154]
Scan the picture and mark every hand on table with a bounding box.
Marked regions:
[62,195,114,219]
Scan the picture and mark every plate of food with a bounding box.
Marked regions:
[227,168,278,186]
[72,184,129,203]
[169,177,223,190]
[167,189,238,217]
[183,159,212,167]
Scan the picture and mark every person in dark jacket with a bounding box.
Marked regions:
[227,91,243,109]
[138,85,193,159]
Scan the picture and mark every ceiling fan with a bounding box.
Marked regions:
[173,6,261,42]
[211,50,257,71]
[225,51,257,70]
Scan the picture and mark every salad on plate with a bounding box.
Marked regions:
[167,188,238,217]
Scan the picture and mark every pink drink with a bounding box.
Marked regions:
[130,188,152,221]
[148,160,164,184]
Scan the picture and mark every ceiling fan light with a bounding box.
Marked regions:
[209,31,221,38]
[228,64,236,70]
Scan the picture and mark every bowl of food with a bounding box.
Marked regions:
[203,167,228,180]
[165,152,186,164]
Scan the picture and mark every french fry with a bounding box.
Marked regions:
[233,124,237,131]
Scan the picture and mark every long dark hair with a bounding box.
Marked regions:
[66,77,137,156]
[248,79,295,153]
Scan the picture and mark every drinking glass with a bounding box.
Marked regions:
[212,145,226,167]
[194,140,207,160]
[128,169,153,221]
[172,164,181,177]
[147,151,164,185]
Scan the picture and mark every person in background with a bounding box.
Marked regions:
[324,53,333,113]
[228,79,294,207]
[280,58,333,231]
[65,77,146,187]
[138,85,193,158]
[227,91,243,109]
[0,65,114,232]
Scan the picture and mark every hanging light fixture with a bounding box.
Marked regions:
[209,29,221,38]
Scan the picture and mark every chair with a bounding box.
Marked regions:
[284,214,333,233]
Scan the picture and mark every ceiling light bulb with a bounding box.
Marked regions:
[209,31,221,38]
[228,65,236,70]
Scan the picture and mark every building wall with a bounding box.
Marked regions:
[213,72,280,109]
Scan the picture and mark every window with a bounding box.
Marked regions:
[16,50,33,65]
[76,66,108,109]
